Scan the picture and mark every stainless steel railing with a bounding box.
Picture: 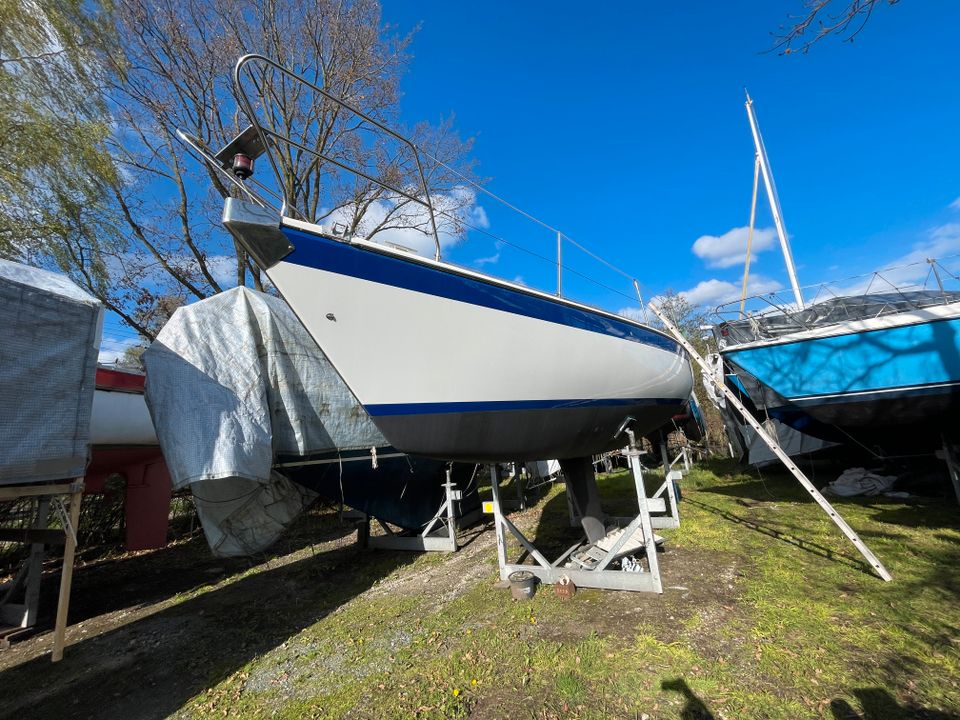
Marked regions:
[232,53,442,260]
[713,257,960,344]
[180,55,651,318]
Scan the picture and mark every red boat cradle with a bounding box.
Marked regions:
[86,368,172,551]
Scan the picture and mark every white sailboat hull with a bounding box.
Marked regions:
[225,201,693,461]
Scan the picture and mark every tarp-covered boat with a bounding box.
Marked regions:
[143,287,477,556]
[0,259,102,485]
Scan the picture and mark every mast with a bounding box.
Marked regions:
[744,91,805,309]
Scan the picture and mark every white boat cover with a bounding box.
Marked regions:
[822,467,897,497]
[143,287,387,556]
[525,459,561,481]
[719,291,960,344]
[0,260,102,484]
[733,417,836,468]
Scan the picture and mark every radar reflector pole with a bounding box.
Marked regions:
[648,302,892,582]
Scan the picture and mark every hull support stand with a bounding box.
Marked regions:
[488,436,678,593]
[942,436,960,506]
[660,441,685,514]
[352,470,481,553]
[649,301,892,582]
[0,479,84,660]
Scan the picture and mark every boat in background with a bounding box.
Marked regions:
[716,290,960,451]
[714,94,960,453]
[183,55,693,463]
[91,366,157,447]
[701,352,838,465]
[87,365,172,551]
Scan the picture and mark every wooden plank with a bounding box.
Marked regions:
[0,482,81,501]
[23,498,50,628]
[1,624,34,649]
[0,528,66,545]
[51,484,83,662]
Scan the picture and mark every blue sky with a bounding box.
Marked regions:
[378,0,960,313]
[99,0,960,361]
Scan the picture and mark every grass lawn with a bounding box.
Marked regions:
[1,458,958,719]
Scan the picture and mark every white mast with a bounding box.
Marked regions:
[744,91,805,309]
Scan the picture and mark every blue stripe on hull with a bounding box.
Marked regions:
[281,226,677,352]
[724,316,960,402]
[365,397,682,417]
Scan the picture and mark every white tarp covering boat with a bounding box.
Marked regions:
[0,259,102,484]
[144,286,387,556]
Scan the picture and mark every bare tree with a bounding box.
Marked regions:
[774,0,901,54]
[648,290,730,445]
[49,0,478,340]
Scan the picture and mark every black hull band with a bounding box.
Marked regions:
[772,389,960,451]
[371,403,685,463]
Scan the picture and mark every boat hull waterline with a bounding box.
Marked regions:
[224,200,693,462]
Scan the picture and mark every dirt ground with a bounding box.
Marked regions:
[1,498,738,719]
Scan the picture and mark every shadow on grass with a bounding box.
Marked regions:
[661,678,715,720]
[683,497,885,578]
[0,530,417,720]
[697,459,960,532]
[866,502,960,530]
[22,512,359,628]
[830,687,960,719]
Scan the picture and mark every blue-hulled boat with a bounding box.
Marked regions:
[717,291,960,449]
[715,94,960,453]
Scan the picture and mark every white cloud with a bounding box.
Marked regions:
[469,204,490,230]
[473,251,500,267]
[692,226,778,268]
[950,197,960,211]
[326,185,488,258]
[678,275,783,308]
[883,222,960,273]
[206,255,237,288]
[98,335,143,365]
[824,222,960,296]
[617,306,647,323]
